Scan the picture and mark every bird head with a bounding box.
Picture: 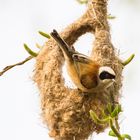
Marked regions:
[98,66,116,89]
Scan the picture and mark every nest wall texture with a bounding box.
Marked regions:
[34,0,123,140]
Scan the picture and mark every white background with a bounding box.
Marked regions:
[0,0,140,140]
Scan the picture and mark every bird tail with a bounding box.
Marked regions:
[50,29,72,60]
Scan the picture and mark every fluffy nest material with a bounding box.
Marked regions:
[34,0,123,140]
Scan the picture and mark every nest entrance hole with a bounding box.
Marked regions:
[62,33,95,88]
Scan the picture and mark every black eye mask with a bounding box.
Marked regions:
[99,71,115,80]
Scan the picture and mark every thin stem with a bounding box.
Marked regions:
[115,117,120,131]
[109,118,123,140]
[109,87,120,132]
[0,56,33,76]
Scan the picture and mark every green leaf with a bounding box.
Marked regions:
[122,134,132,140]
[108,130,116,137]
[122,54,135,66]
[107,14,116,19]
[38,31,51,39]
[76,0,88,4]
[111,104,122,118]
[107,103,114,114]
[89,110,110,125]
[101,108,108,118]
[24,43,38,57]
[36,43,42,49]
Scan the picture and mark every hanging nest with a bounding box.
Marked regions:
[34,0,123,140]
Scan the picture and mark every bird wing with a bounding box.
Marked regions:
[73,57,99,89]
[72,53,93,64]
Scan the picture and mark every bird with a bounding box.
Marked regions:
[50,29,116,93]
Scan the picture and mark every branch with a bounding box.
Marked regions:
[0,56,33,76]
[109,118,123,139]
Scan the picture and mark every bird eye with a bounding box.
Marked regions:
[99,71,115,80]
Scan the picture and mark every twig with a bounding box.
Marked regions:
[109,119,123,140]
[0,56,33,76]
[115,117,120,132]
